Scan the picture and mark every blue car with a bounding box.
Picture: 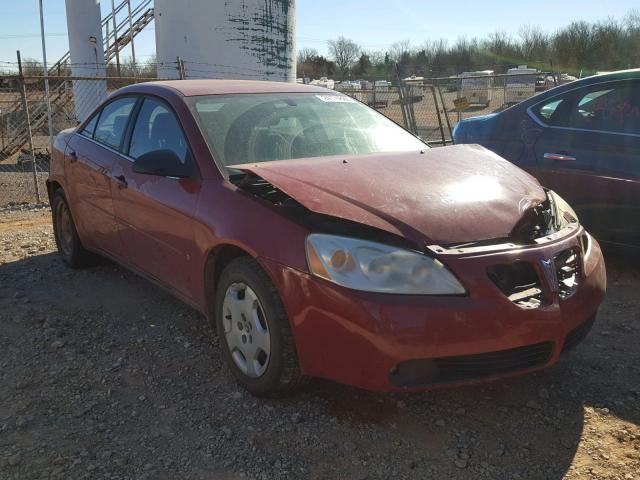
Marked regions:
[453,69,640,252]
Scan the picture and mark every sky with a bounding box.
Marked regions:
[0,0,637,67]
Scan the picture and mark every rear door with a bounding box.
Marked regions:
[525,79,640,248]
[65,96,138,257]
[110,96,202,300]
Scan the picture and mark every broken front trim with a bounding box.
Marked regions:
[428,223,581,256]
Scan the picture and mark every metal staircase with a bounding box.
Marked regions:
[0,0,155,161]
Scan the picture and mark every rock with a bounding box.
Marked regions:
[396,400,406,409]
[454,458,468,469]
[526,400,542,410]
[51,340,65,349]
[8,454,21,466]
[343,441,357,452]
[435,419,446,427]
[538,388,550,400]
[291,413,302,424]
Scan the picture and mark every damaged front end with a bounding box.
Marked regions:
[231,168,584,306]
[431,189,583,309]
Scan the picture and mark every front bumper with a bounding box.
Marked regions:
[260,227,606,392]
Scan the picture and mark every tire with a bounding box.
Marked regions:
[215,256,304,397]
[51,189,98,268]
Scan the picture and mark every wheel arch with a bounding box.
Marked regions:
[46,179,63,203]
[203,243,253,327]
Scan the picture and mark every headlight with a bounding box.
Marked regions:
[549,191,578,228]
[305,234,466,295]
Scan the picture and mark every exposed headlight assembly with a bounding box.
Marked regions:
[305,234,466,295]
[548,190,579,228]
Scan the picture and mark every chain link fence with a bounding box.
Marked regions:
[0,74,162,207]
[336,72,557,145]
[1,70,559,207]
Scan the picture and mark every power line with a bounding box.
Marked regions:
[0,33,68,39]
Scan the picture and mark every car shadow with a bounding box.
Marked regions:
[1,250,638,478]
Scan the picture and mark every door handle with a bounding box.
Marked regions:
[114,175,128,189]
[544,153,576,161]
[68,150,78,163]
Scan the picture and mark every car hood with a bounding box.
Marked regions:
[230,144,546,245]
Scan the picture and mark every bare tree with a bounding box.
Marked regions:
[297,48,319,65]
[328,36,360,78]
[389,40,412,63]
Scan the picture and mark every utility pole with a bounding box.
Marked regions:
[127,0,137,77]
[111,0,121,76]
[38,0,55,157]
[17,51,41,202]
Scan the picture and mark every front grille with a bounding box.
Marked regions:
[487,261,544,309]
[389,342,554,388]
[554,248,581,299]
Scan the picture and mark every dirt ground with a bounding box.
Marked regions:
[1,206,639,480]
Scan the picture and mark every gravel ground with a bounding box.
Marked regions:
[0,171,48,207]
[1,206,639,480]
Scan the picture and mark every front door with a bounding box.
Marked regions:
[524,79,640,248]
[110,96,202,300]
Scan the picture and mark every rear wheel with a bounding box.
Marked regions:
[51,189,98,268]
[215,257,304,396]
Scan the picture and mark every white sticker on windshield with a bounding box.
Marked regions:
[315,95,357,103]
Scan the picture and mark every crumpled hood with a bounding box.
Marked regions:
[230,144,546,245]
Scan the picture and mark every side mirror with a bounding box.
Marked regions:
[132,149,193,178]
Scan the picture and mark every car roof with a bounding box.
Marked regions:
[499,68,640,112]
[120,79,333,97]
[577,68,640,84]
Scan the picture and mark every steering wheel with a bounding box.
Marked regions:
[290,124,359,158]
[246,128,290,163]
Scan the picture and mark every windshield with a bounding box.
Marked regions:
[189,93,426,170]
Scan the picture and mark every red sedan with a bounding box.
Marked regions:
[47,80,606,396]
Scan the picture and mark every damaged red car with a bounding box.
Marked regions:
[47,80,606,396]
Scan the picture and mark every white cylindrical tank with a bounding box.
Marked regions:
[155,0,296,82]
[65,0,108,122]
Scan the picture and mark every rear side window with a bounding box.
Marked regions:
[80,113,98,138]
[128,98,190,163]
[94,97,137,150]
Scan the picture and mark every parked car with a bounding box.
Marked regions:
[453,69,640,253]
[48,80,605,396]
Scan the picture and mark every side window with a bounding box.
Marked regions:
[536,98,564,124]
[93,97,137,150]
[129,98,190,163]
[567,83,640,134]
[80,113,98,138]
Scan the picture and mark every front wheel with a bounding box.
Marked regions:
[215,257,304,396]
